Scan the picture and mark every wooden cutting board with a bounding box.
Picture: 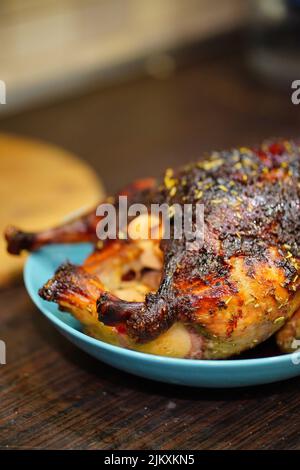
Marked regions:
[0,133,105,286]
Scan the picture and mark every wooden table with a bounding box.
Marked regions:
[1,44,300,450]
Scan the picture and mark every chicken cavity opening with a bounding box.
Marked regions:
[87,214,164,302]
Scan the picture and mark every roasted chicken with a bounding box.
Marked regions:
[5,140,300,359]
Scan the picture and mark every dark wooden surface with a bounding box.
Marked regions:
[1,45,300,450]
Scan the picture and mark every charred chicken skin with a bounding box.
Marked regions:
[5,140,300,359]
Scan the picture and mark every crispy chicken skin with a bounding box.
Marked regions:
[5,140,300,359]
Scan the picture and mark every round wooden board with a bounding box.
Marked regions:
[0,133,105,286]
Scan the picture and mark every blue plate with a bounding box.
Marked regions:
[24,243,300,388]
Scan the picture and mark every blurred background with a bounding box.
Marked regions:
[0,0,247,111]
[0,0,300,192]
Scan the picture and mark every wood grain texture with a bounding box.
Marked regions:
[0,42,300,450]
[0,134,104,286]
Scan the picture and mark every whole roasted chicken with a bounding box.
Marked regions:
[5,140,300,359]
